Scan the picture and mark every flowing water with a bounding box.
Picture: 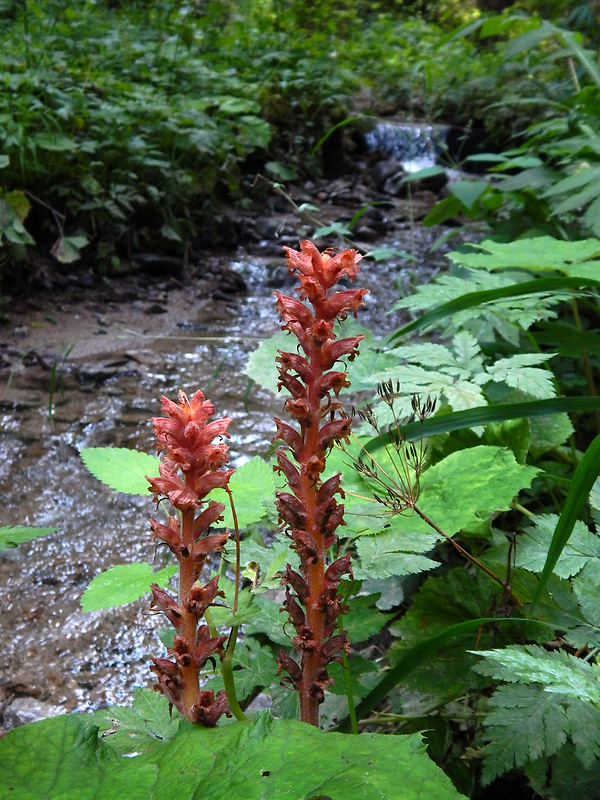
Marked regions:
[0,217,449,731]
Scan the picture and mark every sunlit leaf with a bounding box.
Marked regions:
[81,562,177,611]
[80,447,160,495]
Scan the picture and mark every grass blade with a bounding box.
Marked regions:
[365,396,600,451]
[389,276,600,342]
[532,432,600,608]
[336,617,546,732]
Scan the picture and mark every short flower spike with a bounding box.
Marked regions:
[146,390,233,725]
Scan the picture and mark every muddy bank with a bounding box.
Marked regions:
[0,178,458,733]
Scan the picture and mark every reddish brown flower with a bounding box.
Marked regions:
[146,390,233,725]
[273,241,367,727]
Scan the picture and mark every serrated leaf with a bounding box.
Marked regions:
[480,684,569,784]
[0,525,57,550]
[355,530,439,580]
[81,562,177,611]
[343,594,395,642]
[244,594,290,646]
[202,638,279,701]
[448,237,600,279]
[146,713,466,799]
[473,645,600,703]
[80,447,160,494]
[416,446,539,537]
[95,688,180,755]
[485,353,557,399]
[517,514,600,578]
[211,456,275,528]
[0,715,156,799]
[244,330,290,393]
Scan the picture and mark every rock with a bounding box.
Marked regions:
[370,157,402,190]
[132,253,183,277]
[352,225,379,243]
[3,697,64,729]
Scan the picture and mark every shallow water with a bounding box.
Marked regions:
[0,230,446,730]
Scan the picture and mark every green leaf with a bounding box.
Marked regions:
[0,154,8,168]
[416,446,539,537]
[313,221,353,238]
[473,645,600,780]
[244,594,291,646]
[81,562,177,611]
[0,525,57,550]
[202,638,279,700]
[517,514,600,578]
[147,713,466,799]
[244,331,289,394]
[237,115,271,149]
[448,237,600,279]
[473,645,600,703]
[479,684,569,783]
[533,432,600,607]
[0,714,156,799]
[34,133,79,151]
[80,447,160,495]
[485,353,556,399]
[95,688,180,756]
[344,594,395,642]
[51,234,90,264]
[355,530,439,580]
[0,710,468,799]
[390,276,586,342]
[450,179,489,209]
[211,456,275,529]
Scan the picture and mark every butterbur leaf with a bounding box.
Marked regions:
[95,688,180,755]
[0,714,156,799]
[80,447,160,494]
[0,712,466,799]
[81,562,177,611]
[0,525,57,550]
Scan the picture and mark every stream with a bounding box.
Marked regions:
[0,168,458,733]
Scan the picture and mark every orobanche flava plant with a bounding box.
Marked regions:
[146,240,367,727]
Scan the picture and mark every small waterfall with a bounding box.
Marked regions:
[365,120,447,172]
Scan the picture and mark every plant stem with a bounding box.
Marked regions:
[221,627,247,722]
[179,507,200,717]
[339,617,358,735]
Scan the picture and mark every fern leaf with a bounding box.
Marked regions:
[485,353,557,399]
[481,684,568,784]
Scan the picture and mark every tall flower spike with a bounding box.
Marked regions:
[273,241,368,727]
[146,390,233,726]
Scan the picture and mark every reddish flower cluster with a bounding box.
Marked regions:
[146,390,234,726]
[273,240,368,726]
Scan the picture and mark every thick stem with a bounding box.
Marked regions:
[179,507,200,717]
[297,320,328,727]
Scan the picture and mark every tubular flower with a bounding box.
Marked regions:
[273,241,368,727]
[146,390,233,726]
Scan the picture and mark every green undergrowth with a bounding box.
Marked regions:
[0,1,585,285]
